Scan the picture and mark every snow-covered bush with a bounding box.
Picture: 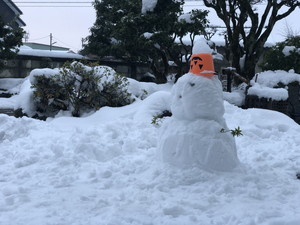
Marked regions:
[31,62,134,117]
[262,36,300,73]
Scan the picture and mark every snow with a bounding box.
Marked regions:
[248,83,289,101]
[223,91,245,106]
[192,38,214,54]
[1,74,300,224]
[127,78,172,99]
[0,78,23,92]
[178,13,193,23]
[142,32,153,39]
[17,45,86,60]
[141,0,158,13]
[282,46,299,56]
[252,70,300,87]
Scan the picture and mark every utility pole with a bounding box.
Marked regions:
[24,32,29,43]
[81,38,85,48]
[50,33,52,51]
[50,33,57,51]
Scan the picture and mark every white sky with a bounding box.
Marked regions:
[15,1,300,52]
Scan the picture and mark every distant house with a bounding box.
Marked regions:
[0,44,88,78]
[0,0,26,27]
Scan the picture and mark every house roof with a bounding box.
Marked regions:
[18,45,87,60]
[1,0,26,27]
[24,42,70,51]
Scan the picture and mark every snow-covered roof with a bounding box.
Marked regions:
[17,45,86,60]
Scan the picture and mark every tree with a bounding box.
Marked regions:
[171,9,209,75]
[83,0,208,83]
[0,16,24,71]
[202,0,300,81]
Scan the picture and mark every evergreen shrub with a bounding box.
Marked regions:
[262,36,300,73]
[31,61,134,117]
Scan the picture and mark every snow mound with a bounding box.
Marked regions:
[134,91,171,122]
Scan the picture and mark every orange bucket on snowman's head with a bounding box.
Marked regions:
[189,53,215,78]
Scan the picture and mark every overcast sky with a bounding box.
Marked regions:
[15,1,300,52]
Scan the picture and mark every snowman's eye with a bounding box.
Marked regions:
[179,95,182,99]
[189,82,195,87]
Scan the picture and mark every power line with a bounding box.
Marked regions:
[52,36,79,50]
[18,6,92,7]
[9,0,94,7]
[11,1,93,2]
[30,34,50,41]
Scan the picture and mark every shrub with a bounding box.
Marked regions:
[31,61,134,117]
[262,36,300,73]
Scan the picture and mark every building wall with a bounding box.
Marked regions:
[0,1,15,23]
[0,56,150,80]
[0,0,24,28]
[0,56,68,78]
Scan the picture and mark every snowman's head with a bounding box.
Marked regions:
[171,73,225,121]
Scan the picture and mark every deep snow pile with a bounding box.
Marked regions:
[158,73,239,171]
[1,83,300,224]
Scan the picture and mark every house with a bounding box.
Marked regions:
[0,44,88,78]
[0,0,26,28]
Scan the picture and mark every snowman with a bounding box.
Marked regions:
[158,40,239,171]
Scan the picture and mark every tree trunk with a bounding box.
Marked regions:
[242,56,256,82]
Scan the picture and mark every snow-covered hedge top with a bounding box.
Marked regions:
[29,68,61,85]
[248,70,300,101]
[29,63,116,86]
[251,70,300,87]
[248,83,288,101]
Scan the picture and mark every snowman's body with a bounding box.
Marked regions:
[158,73,239,171]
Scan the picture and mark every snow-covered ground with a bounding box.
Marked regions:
[0,76,300,225]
